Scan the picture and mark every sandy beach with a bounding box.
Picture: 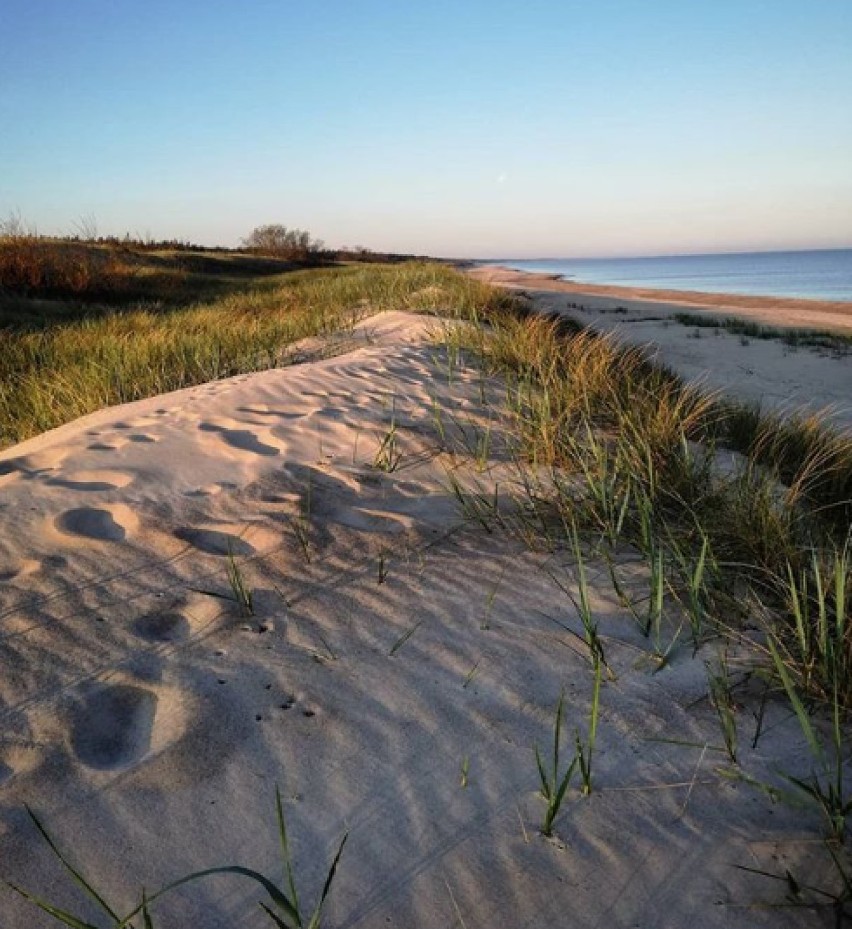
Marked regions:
[0,308,837,927]
[468,265,852,432]
[468,265,852,333]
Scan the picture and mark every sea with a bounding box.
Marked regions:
[483,249,852,302]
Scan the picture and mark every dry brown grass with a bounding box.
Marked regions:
[0,234,136,300]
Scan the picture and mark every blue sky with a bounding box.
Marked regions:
[1,1,850,257]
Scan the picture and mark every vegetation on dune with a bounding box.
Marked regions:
[3,256,852,921]
[441,302,852,701]
[0,217,432,310]
[672,310,852,355]
[0,229,136,303]
[11,790,347,929]
[435,299,852,905]
[0,254,510,448]
[0,232,296,315]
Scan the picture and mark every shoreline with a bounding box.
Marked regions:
[467,264,852,333]
[468,263,852,432]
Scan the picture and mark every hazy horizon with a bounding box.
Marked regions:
[477,245,852,262]
[2,1,850,257]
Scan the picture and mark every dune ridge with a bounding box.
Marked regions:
[0,310,835,927]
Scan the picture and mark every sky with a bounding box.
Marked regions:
[1,1,851,258]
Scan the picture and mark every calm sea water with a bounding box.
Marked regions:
[486,249,852,301]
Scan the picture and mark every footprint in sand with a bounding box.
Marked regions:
[70,684,158,769]
[128,433,158,443]
[46,469,134,492]
[198,422,281,456]
[69,683,190,772]
[133,610,190,643]
[174,527,255,556]
[54,504,138,542]
[132,593,220,641]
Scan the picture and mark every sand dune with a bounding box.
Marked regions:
[0,312,830,926]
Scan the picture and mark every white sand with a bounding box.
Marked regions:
[0,312,831,926]
[469,266,852,432]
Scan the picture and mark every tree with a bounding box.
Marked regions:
[241,224,324,260]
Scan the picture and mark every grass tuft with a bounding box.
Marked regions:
[9,790,348,929]
[534,692,577,836]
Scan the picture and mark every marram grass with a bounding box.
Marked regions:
[438,303,852,848]
[438,305,852,709]
[9,789,347,929]
[0,260,512,449]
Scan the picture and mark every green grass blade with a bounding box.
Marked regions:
[140,866,300,926]
[553,692,564,786]
[786,563,809,659]
[767,638,824,763]
[5,884,101,929]
[810,549,827,662]
[588,658,602,755]
[141,890,154,929]
[534,745,551,799]
[305,833,348,929]
[835,540,849,642]
[552,756,577,814]
[25,806,121,922]
[260,901,293,929]
[388,620,423,656]
[275,787,301,921]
